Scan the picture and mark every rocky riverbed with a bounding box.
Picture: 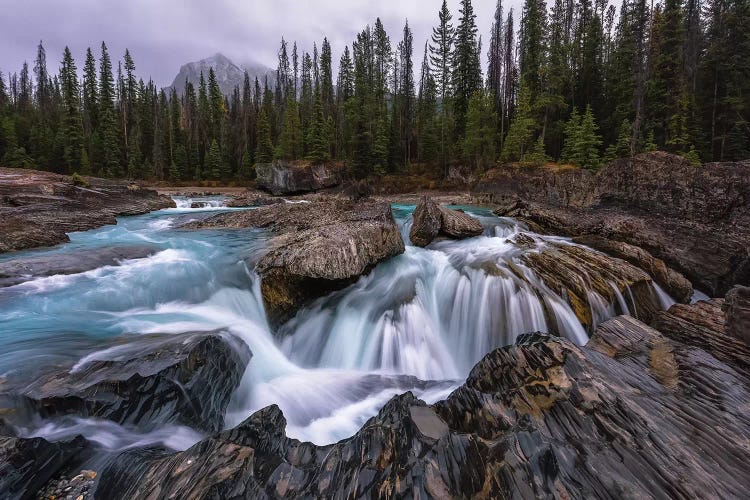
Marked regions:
[0,154,748,498]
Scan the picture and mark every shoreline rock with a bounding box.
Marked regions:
[94,312,750,498]
[0,168,175,254]
[255,161,340,195]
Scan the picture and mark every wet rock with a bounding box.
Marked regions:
[226,195,285,207]
[409,196,442,246]
[255,161,340,195]
[0,245,158,288]
[651,299,750,373]
[519,242,662,329]
[573,234,693,302]
[486,153,750,296]
[724,285,750,344]
[36,469,96,500]
[97,315,750,498]
[2,331,250,433]
[0,434,88,499]
[0,168,175,253]
[184,200,405,327]
[409,196,483,247]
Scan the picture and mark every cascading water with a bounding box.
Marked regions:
[0,197,675,455]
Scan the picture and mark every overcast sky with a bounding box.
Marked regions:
[0,0,525,87]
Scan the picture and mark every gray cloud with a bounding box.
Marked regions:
[0,0,522,87]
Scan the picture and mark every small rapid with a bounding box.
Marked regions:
[0,197,675,453]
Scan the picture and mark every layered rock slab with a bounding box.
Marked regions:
[96,314,750,498]
[255,161,340,195]
[1,331,250,433]
[184,200,405,326]
[0,168,174,253]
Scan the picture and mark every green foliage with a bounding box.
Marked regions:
[562,105,602,169]
[463,90,497,169]
[603,119,633,163]
[500,84,536,162]
[255,108,274,164]
[306,94,331,164]
[206,140,222,180]
[276,96,302,160]
[70,172,89,187]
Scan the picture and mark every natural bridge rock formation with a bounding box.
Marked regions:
[1,331,250,433]
[255,160,340,195]
[0,167,174,253]
[409,195,483,246]
[184,200,405,327]
[486,152,750,296]
[92,313,750,498]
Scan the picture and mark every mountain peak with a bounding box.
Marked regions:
[171,54,274,96]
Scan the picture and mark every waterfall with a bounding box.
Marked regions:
[2,197,676,449]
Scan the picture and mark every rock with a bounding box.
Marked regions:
[0,434,88,499]
[519,241,662,329]
[651,299,750,373]
[2,331,250,433]
[0,168,174,253]
[573,235,693,302]
[409,196,442,246]
[36,469,97,500]
[485,152,750,296]
[255,161,340,195]
[409,196,483,247]
[724,286,750,343]
[96,315,750,498]
[0,245,158,288]
[184,200,405,327]
[226,195,285,208]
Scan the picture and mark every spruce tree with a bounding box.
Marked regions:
[500,83,535,161]
[255,108,274,163]
[277,95,302,160]
[430,0,455,174]
[59,47,84,173]
[97,42,120,177]
[463,90,497,170]
[206,139,222,180]
[306,93,330,164]
[452,0,482,141]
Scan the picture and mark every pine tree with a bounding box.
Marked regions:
[306,93,330,164]
[452,0,482,141]
[501,83,535,161]
[563,105,602,168]
[255,107,274,163]
[59,47,84,173]
[206,139,222,179]
[97,42,120,177]
[463,90,497,170]
[430,0,455,174]
[277,95,302,160]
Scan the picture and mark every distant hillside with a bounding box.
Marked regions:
[171,53,275,96]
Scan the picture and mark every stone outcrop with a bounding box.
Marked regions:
[1,331,250,433]
[255,161,340,195]
[724,285,750,344]
[486,152,750,296]
[409,196,483,247]
[518,240,663,329]
[0,433,89,499]
[94,314,750,498]
[0,168,174,253]
[0,245,158,288]
[184,200,405,326]
[573,234,693,302]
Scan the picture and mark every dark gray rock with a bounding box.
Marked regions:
[724,285,750,344]
[95,313,750,498]
[2,331,250,433]
[0,434,88,500]
[0,245,158,288]
[255,161,340,195]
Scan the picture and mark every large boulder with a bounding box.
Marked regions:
[184,200,405,327]
[96,314,750,498]
[255,161,340,195]
[409,196,483,247]
[1,331,250,433]
[0,168,174,253]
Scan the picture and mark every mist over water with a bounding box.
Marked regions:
[0,197,673,453]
